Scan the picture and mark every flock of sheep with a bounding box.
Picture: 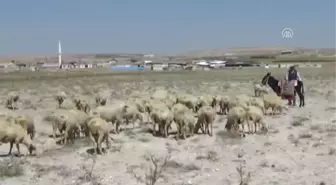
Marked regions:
[0,83,288,156]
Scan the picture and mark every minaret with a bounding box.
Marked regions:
[58,40,62,68]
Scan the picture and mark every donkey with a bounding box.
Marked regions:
[261,72,305,107]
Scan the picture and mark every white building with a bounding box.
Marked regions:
[196,61,209,66]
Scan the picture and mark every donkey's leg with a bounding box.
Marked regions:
[301,90,305,107]
[297,85,304,107]
[293,89,297,106]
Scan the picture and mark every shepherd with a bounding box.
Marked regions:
[281,65,305,107]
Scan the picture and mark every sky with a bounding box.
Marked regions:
[0,0,335,55]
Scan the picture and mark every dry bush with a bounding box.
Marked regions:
[128,153,171,185]
[236,163,251,185]
[0,158,24,178]
[76,155,102,185]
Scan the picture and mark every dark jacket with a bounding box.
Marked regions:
[287,68,298,81]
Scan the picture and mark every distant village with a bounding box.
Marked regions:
[0,42,326,73]
[0,54,322,73]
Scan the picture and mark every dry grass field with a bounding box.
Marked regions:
[0,65,335,185]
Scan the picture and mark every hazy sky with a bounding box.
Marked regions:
[0,0,335,55]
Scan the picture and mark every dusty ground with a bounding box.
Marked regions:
[0,66,335,185]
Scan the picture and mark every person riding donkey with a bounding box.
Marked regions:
[281,65,303,105]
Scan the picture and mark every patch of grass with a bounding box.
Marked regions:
[312,142,324,148]
[325,125,336,132]
[310,124,322,131]
[288,134,300,146]
[195,150,219,162]
[31,163,69,178]
[138,136,151,143]
[190,137,200,143]
[299,131,313,139]
[291,116,310,126]
[165,160,201,172]
[298,131,313,139]
[109,145,122,153]
[325,106,336,111]
[0,159,24,178]
[124,130,137,138]
[328,147,336,155]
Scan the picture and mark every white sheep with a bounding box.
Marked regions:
[47,109,91,144]
[0,112,35,140]
[250,97,265,114]
[176,94,198,112]
[228,94,251,111]
[170,103,193,139]
[144,99,168,123]
[162,94,177,109]
[171,103,190,115]
[254,84,269,97]
[273,99,289,114]
[13,114,36,140]
[91,103,128,134]
[172,110,189,139]
[151,89,169,100]
[73,96,91,113]
[0,120,36,155]
[156,108,174,137]
[55,91,68,108]
[5,92,20,110]
[245,106,267,134]
[43,109,71,140]
[196,95,216,111]
[218,95,230,115]
[263,93,288,115]
[225,106,247,137]
[144,99,167,114]
[95,94,107,106]
[59,99,77,110]
[183,111,198,138]
[57,113,82,145]
[126,98,146,113]
[149,105,173,137]
[66,109,90,137]
[87,117,110,154]
[195,105,215,136]
[123,104,143,129]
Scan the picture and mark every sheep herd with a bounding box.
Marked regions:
[0,84,289,156]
